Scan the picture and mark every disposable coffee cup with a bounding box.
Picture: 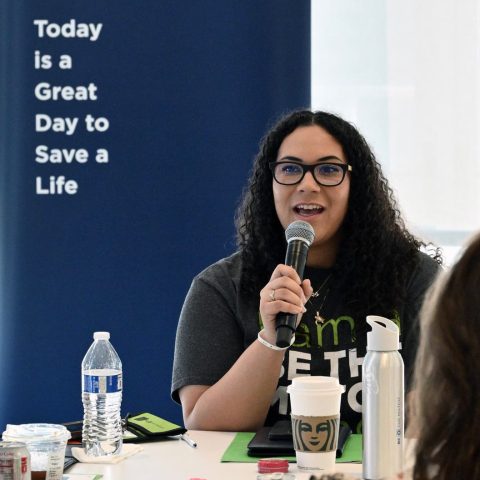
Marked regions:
[287,376,345,471]
[3,423,71,480]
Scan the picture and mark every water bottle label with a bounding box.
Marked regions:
[83,373,122,393]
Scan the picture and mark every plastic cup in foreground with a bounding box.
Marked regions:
[287,376,345,471]
[2,423,71,480]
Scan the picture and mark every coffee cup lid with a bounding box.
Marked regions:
[286,376,345,394]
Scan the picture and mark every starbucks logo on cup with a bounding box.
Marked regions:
[291,414,339,453]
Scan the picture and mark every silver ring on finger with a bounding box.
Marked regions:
[269,289,276,302]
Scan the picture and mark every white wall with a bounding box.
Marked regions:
[311,0,480,265]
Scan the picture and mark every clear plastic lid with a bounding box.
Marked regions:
[0,441,29,450]
[2,424,71,443]
[93,331,110,341]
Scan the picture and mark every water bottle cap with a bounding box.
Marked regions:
[93,331,110,341]
[366,315,399,351]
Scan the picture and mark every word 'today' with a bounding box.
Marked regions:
[33,19,103,42]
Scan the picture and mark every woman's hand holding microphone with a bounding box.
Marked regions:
[259,264,313,346]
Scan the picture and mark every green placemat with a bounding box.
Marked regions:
[221,432,291,462]
[221,432,362,463]
[337,434,362,463]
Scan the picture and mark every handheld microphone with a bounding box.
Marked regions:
[275,220,315,348]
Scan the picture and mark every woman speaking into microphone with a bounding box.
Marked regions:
[171,110,442,433]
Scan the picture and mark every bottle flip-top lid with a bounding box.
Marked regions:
[366,315,399,351]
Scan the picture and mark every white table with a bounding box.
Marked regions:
[68,430,363,480]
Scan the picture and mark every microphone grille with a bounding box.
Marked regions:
[285,221,315,246]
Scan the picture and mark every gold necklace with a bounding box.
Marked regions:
[314,291,330,325]
[309,274,332,325]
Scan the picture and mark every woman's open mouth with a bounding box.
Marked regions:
[294,203,325,217]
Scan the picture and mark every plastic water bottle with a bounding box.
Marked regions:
[82,331,123,456]
[362,315,404,480]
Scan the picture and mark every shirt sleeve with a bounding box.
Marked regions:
[171,269,246,404]
[402,253,442,391]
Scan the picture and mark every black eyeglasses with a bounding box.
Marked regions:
[269,159,352,187]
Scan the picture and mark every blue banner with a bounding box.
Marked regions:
[0,0,310,427]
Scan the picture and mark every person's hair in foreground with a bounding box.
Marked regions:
[412,233,480,479]
[236,110,442,325]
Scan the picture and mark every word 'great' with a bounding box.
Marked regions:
[35,82,98,101]
[33,19,103,42]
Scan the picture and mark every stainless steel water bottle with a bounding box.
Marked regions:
[362,315,404,479]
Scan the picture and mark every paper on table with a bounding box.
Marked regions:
[221,432,362,463]
[72,444,143,464]
[63,475,103,479]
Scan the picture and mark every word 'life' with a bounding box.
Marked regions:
[36,176,78,195]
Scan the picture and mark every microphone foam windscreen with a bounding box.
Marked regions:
[285,220,315,246]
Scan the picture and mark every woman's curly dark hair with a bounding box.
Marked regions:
[235,110,442,322]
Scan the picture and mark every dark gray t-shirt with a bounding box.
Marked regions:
[171,251,439,432]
